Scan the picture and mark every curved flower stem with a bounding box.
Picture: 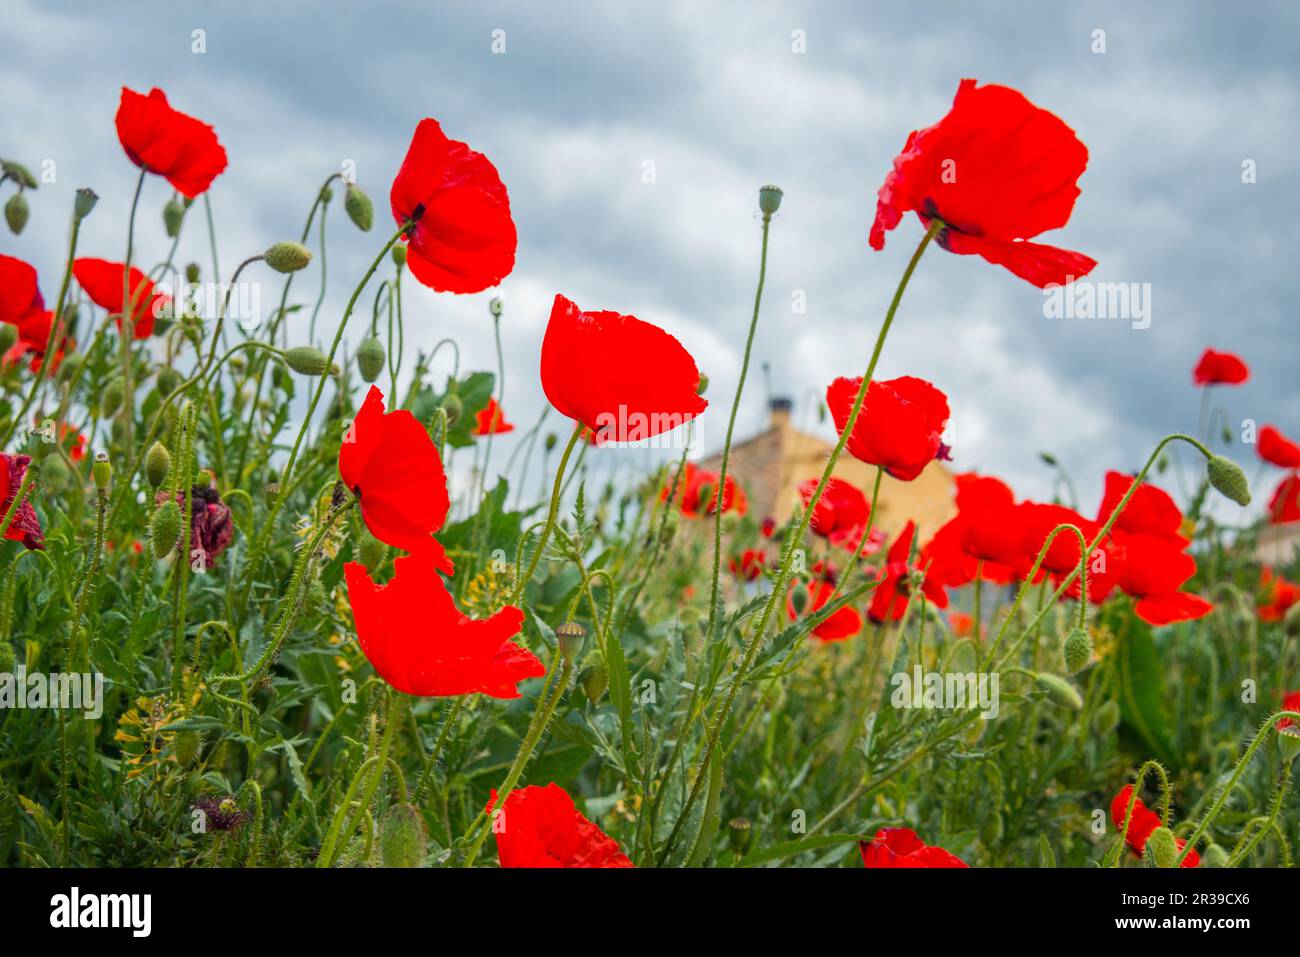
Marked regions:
[705,208,774,641]
[510,422,583,604]
[659,219,942,862]
[118,166,148,453]
[414,696,466,804]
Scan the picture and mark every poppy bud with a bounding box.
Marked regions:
[344,183,374,232]
[357,336,385,382]
[42,455,70,492]
[2,160,38,188]
[696,373,709,396]
[1201,843,1230,868]
[380,803,428,868]
[357,530,387,573]
[728,817,753,855]
[144,441,171,488]
[91,451,111,492]
[0,324,16,354]
[156,366,182,397]
[489,296,504,318]
[0,641,15,673]
[163,196,185,237]
[1093,699,1120,735]
[556,621,586,660]
[284,345,334,376]
[439,392,463,426]
[172,729,202,767]
[185,262,200,284]
[1143,826,1178,868]
[758,184,783,216]
[1038,451,1058,466]
[150,499,183,559]
[391,244,407,267]
[100,376,126,418]
[1205,455,1250,506]
[579,664,608,704]
[319,185,334,204]
[1062,627,1093,675]
[790,583,810,616]
[5,192,29,234]
[73,187,98,221]
[264,241,313,273]
[544,432,558,453]
[1277,723,1300,763]
[1035,672,1082,710]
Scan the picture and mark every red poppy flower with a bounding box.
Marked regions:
[3,307,72,373]
[1096,471,1187,546]
[1276,691,1300,733]
[542,294,706,444]
[1110,532,1213,625]
[115,87,227,198]
[827,375,949,481]
[662,462,745,518]
[788,576,862,642]
[729,549,766,581]
[389,118,516,294]
[1110,786,1199,867]
[1258,569,1300,623]
[1268,473,1300,524]
[799,477,883,555]
[487,783,633,868]
[869,79,1095,288]
[921,516,1016,591]
[953,473,1026,568]
[339,385,453,564]
[0,452,42,550]
[0,255,41,327]
[869,520,949,623]
[345,541,543,698]
[1192,348,1249,386]
[761,517,776,537]
[1018,502,1098,577]
[156,484,234,569]
[948,611,974,638]
[859,827,967,868]
[1259,426,1300,469]
[73,258,169,339]
[473,397,514,436]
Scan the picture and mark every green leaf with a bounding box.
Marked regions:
[1038,833,1056,868]
[737,833,864,868]
[1112,610,1176,766]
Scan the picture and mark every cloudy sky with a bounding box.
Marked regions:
[4,0,1297,519]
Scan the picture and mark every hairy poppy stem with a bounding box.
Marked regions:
[661,219,942,862]
[118,166,148,454]
[511,422,583,604]
[704,206,775,641]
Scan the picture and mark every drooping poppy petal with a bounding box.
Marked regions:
[1192,348,1249,386]
[827,375,949,481]
[72,258,169,339]
[389,118,516,294]
[859,827,967,868]
[1259,426,1300,469]
[115,87,227,198]
[487,783,633,868]
[338,385,452,562]
[1111,532,1212,625]
[0,452,42,550]
[869,79,1095,288]
[345,543,543,698]
[1267,472,1300,524]
[1096,471,1187,546]
[542,294,706,444]
[156,484,234,569]
[473,397,514,435]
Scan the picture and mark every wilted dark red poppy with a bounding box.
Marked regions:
[869,79,1095,288]
[1110,531,1212,625]
[1096,471,1187,546]
[542,294,706,445]
[156,484,234,569]
[859,827,967,868]
[487,783,633,868]
[663,463,746,517]
[827,375,949,482]
[1258,568,1300,623]
[473,397,514,435]
[1268,472,1300,524]
[73,258,169,339]
[1192,348,1249,386]
[116,87,227,198]
[389,118,516,294]
[345,541,543,698]
[869,520,948,623]
[729,549,766,581]
[787,576,862,641]
[339,385,453,565]
[799,477,883,555]
[0,452,42,550]
[1110,785,1199,867]
[1259,426,1300,469]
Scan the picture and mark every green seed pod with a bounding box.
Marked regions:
[727,817,753,855]
[1201,843,1230,868]
[439,392,463,426]
[284,345,333,376]
[790,583,810,616]
[0,323,17,354]
[758,184,784,216]
[264,241,313,274]
[101,376,126,418]
[73,187,98,221]
[1062,627,1093,675]
[544,432,558,453]
[380,803,427,868]
[1035,672,1083,710]
[163,196,185,237]
[696,373,709,396]
[357,336,385,383]
[345,183,374,232]
[156,366,182,396]
[150,499,183,559]
[1206,455,1251,506]
[1093,699,1121,735]
[144,441,171,488]
[1144,826,1178,868]
[185,262,200,284]
[91,451,111,491]
[391,244,407,267]
[5,192,29,234]
[579,664,608,704]
[1277,727,1300,763]
[556,622,586,660]
[42,455,71,494]
[172,729,202,767]
[488,296,504,318]
[55,351,84,384]
[357,530,387,573]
